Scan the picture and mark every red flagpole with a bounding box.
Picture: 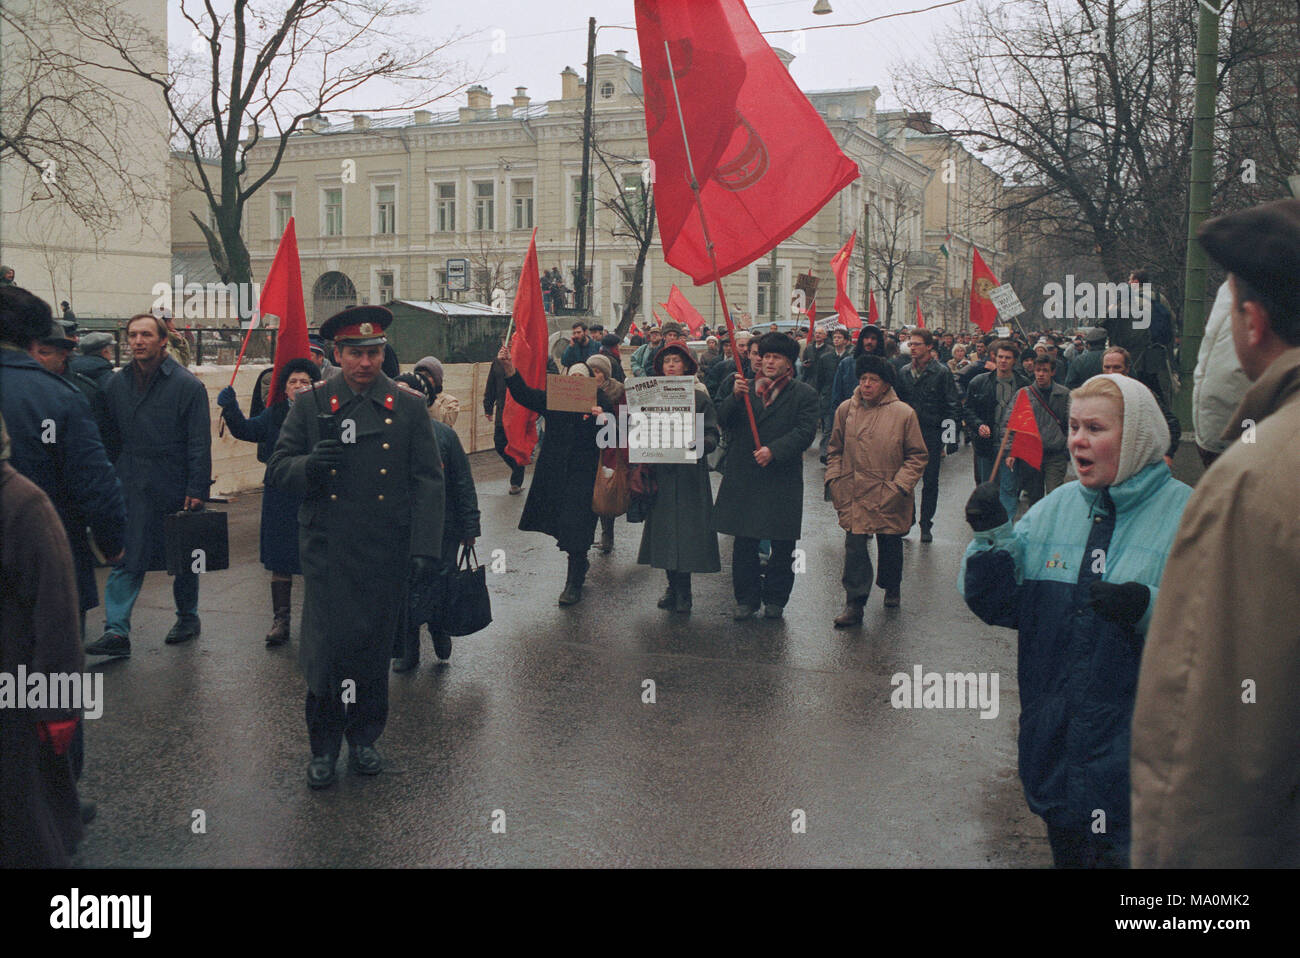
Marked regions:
[663,41,761,451]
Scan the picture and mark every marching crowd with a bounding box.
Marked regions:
[2,198,1298,870]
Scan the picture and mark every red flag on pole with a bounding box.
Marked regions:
[260,218,310,407]
[915,298,925,329]
[629,319,641,337]
[635,0,859,285]
[804,293,817,345]
[831,232,861,330]
[1005,389,1043,470]
[970,248,1000,333]
[660,284,706,337]
[867,289,879,326]
[650,308,665,329]
[504,229,547,466]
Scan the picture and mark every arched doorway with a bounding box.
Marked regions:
[313,271,357,326]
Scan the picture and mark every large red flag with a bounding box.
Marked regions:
[504,229,547,466]
[831,232,861,330]
[867,289,879,326]
[915,298,925,329]
[1005,389,1043,470]
[970,248,1000,333]
[260,217,310,406]
[635,0,859,284]
[660,284,706,337]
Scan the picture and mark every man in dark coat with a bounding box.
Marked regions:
[267,306,444,788]
[895,327,961,542]
[85,314,212,658]
[1065,327,1108,387]
[0,414,85,868]
[814,327,851,461]
[69,332,116,387]
[0,288,125,640]
[712,332,819,620]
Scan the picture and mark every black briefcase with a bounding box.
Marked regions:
[164,509,229,575]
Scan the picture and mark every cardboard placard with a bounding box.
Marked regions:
[546,374,598,413]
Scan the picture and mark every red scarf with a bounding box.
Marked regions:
[756,368,792,407]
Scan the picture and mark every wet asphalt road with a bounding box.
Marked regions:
[73,441,1049,868]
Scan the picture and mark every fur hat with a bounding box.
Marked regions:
[755,331,798,365]
[855,353,896,387]
[0,286,54,348]
[277,357,322,395]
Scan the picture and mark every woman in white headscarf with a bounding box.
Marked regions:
[958,374,1192,869]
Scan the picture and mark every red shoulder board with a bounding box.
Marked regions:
[383,393,396,410]
[395,382,422,399]
[328,394,340,413]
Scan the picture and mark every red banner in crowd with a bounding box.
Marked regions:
[970,248,1000,333]
[1006,389,1043,470]
[504,229,547,467]
[260,218,310,406]
[831,232,861,330]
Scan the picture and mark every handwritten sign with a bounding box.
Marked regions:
[545,374,597,413]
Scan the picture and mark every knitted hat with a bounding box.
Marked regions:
[567,362,592,377]
[414,355,444,390]
[585,354,613,379]
[1086,373,1170,485]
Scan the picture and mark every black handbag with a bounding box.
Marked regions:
[164,508,229,575]
[445,545,492,637]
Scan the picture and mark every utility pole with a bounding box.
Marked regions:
[862,201,871,324]
[574,16,597,314]
[1176,0,1220,426]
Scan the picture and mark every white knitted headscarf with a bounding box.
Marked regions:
[1082,373,1170,485]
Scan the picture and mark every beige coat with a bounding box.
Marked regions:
[1131,346,1300,867]
[825,387,928,536]
[430,392,459,426]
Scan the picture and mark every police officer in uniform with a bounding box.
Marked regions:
[267,306,444,789]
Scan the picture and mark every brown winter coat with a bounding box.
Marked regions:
[0,461,84,867]
[824,387,929,536]
[1131,346,1300,868]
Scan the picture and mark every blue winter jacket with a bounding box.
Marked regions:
[958,461,1191,844]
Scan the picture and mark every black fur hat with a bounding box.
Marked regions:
[855,353,897,387]
[0,286,54,348]
[754,331,799,365]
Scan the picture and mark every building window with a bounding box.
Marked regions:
[273,191,293,235]
[621,173,646,226]
[323,188,343,237]
[756,266,785,317]
[600,81,615,100]
[433,268,450,300]
[376,185,396,235]
[512,179,534,230]
[618,266,637,314]
[570,175,595,227]
[435,183,456,232]
[473,181,494,231]
[378,271,395,303]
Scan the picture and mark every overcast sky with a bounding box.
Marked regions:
[168,0,972,115]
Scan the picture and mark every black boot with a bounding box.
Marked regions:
[558,552,589,606]
[599,515,615,554]
[672,572,692,614]
[392,627,419,672]
[657,570,677,609]
[266,578,291,646]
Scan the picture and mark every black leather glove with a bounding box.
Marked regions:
[965,481,1008,532]
[1088,581,1150,627]
[306,439,345,482]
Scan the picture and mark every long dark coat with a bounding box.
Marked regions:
[711,377,820,541]
[101,357,212,572]
[0,463,83,867]
[0,349,124,611]
[506,372,613,554]
[220,398,304,574]
[637,384,721,573]
[267,371,444,697]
